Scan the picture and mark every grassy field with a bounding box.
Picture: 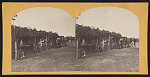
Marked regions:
[12,46,139,72]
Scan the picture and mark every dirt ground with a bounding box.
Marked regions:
[12,46,139,72]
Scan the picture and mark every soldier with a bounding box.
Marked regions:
[102,39,106,51]
[98,41,103,52]
[19,39,25,59]
[33,41,38,53]
[79,38,86,58]
[44,38,48,50]
[49,40,53,49]
[38,39,44,51]
[96,38,99,51]
[131,39,134,47]
[69,39,71,46]
[134,38,136,46]
[56,38,61,48]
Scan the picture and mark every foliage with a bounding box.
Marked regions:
[76,24,122,43]
[11,25,59,43]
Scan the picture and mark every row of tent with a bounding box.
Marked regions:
[11,25,75,60]
[76,24,138,57]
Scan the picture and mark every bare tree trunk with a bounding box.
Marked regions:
[14,25,18,60]
[96,37,98,51]
[108,35,111,51]
[76,39,79,59]
[14,41,18,60]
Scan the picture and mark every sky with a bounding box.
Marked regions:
[12,7,75,37]
[76,7,139,38]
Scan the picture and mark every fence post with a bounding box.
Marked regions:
[108,35,111,51]
[14,26,18,60]
[12,15,18,60]
[76,39,79,59]
[14,41,18,60]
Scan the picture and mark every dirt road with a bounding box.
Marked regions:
[12,46,139,72]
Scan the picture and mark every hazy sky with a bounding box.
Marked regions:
[76,7,139,38]
[12,7,75,37]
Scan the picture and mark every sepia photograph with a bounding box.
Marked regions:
[11,7,76,72]
[11,6,139,72]
[2,2,148,75]
[76,7,139,72]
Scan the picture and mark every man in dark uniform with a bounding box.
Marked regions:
[134,38,136,46]
[19,39,25,59]
[79,38,86,59]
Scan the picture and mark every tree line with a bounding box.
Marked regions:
[76,24,122,44]
[11,25,59,44]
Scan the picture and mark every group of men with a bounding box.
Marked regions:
[78,37,137,59]
[16,37,73,59]
[34,38,72,52]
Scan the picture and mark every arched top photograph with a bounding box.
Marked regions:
[76,6,139,72]
[11,7,76,72]
[2,2,148,74]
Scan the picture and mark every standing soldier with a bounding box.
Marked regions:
[98,40,103,52]
[48,37,52,49]
[120,38,124,49]
[79,38,86,58]
[109,37,113,50]
[50,39,53,49]
[102,39,105,51]
[33,38,39,53]
[134,38,136,46]
[96,38,103,52]
[96,38,99,51]
[19,39,25,59]
[131,38,134,47]
[69,39,71,46]
[45,38,48,50]
[119,39,121,49]
[38,39,43,52]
